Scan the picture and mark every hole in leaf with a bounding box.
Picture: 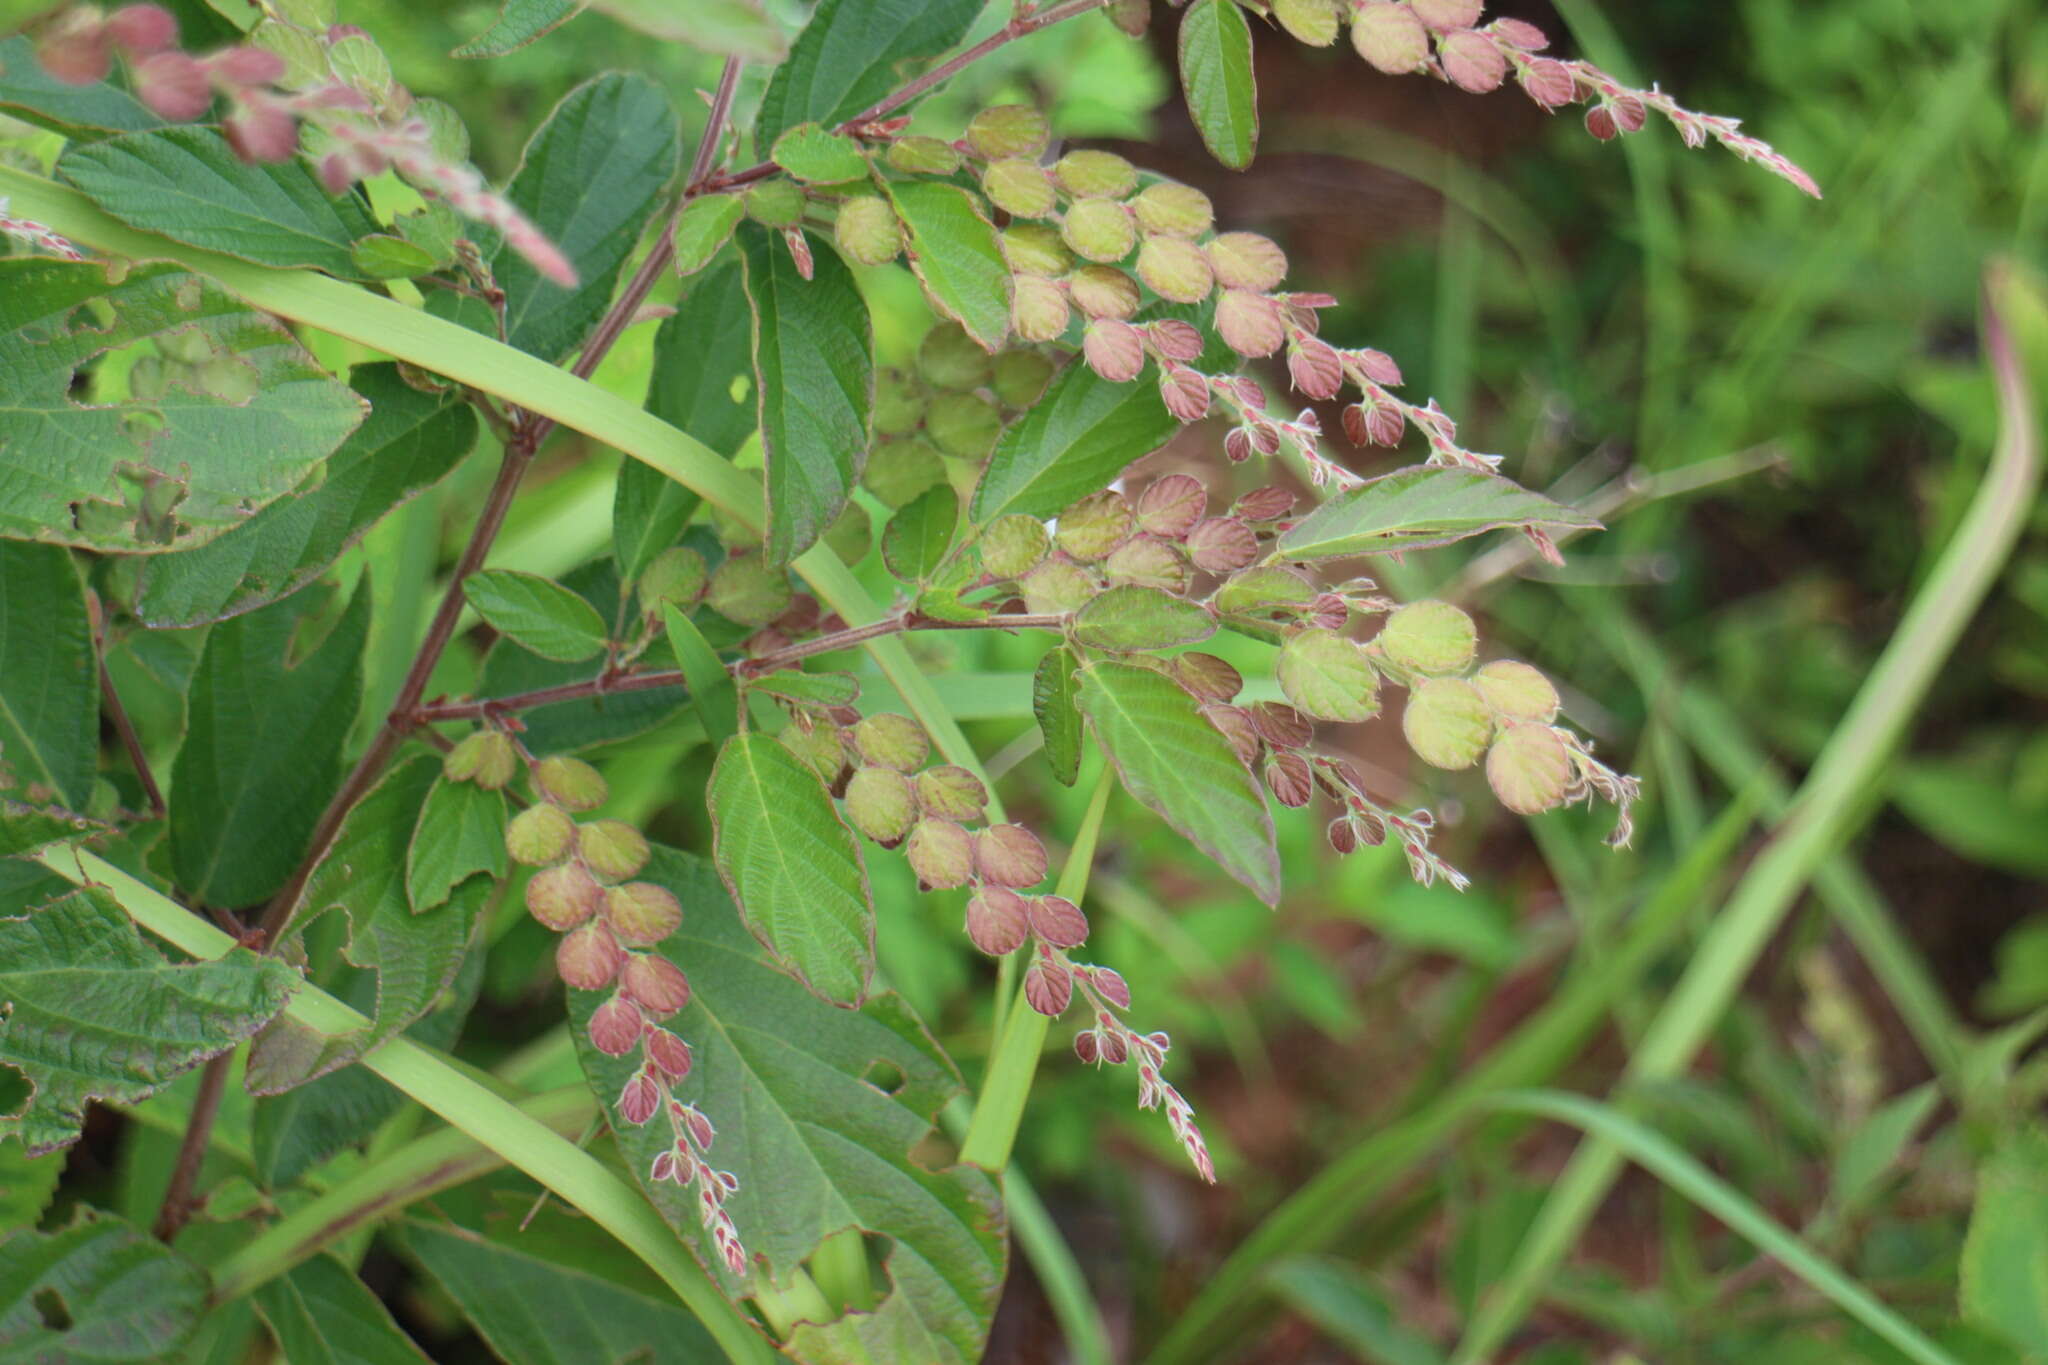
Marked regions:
[32,1288,71,1332]
[0,1059,29,1120]
[860,1059,906,1096]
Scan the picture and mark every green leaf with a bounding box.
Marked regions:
[670,193,745,276]
[707,732,873,1006]
[402,1219,721,1363]
[452,0,584,56]
[740,226,874,563]
[499,74,680,361]
[1827,1082,1939,1223]
[348,233,439,280]
[969,351,1177,524]
[0,34,167,138]
[650,261,757,456]
[1277,467,1603,561]
[590,0,788,59]
[1032,647,1084,787]
[253,1254,432,1365]
[481,561,685,753]
[0,888,296,1154]
[0,800,104,860]
[406,777,508,914]
[169,585,367,909]
[1961,1124,2048,1355]
[612,459,701,591]
[59,127,382,277]
[754,0,984,151]
[1071,584,1216,652]
[1266,1258,1446,1365]
[127,364,477,627]
[0,260,366,552]
[249,758,486,1095]
[772,122,871,183]
[0,1211,210,1356]
[0,541,96,811]
[0,1138,61,1231]
[1077,660,1280,904]
[569,847,1002,1360]
[883,485,959,584]
[750,670,860,708]
[1179,0,1260,169]
[464,569,610,662]
[662,602,739,749]
[884,182,1011,351]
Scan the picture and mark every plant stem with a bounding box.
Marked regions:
[151,1051,230,1242]
[97,643,165,820]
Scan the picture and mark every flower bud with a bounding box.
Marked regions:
[533,755,608,811]
[1350,1,1428,73]
[1145,318,1205,361]
[976,823,1048,888]
[1157,365,1211,424]
[1403,678,1492,770]
[1082,318,1146,382]
[1061,199,1137,264]
[209,44,286,87]
[1184,517,1258,573]
[587,992,644,1056]
[528,862,604,931]
[133,49,212,119]
[982,515,1051,580]
[506,803,576,866]
[1132,182,1214,238]
[37,19,112,86]
[1379,600,1477,676]
[1288,334,1345,400]
[845,766,916,845]
[1473,659,1560,723]
[1215,290,1286,358]
[1028,894,1088,948]
[557,921,624,990]
[982,159,1058,218]
[1098,1028,1130,1064]
[1074,1030,1100,1064]
[1021,561,1095,615]
[605,882,683,946]
[706,554,794,627]
[1440,30,1507,93]
[618,1069,661,1125]
[644,1028,695,1082]
[637,547,707,613]
[965,886,1031,956]
[1136,235,1215,304]
[1104,537,1189,593]
[1024,959,1073,1016]
[906,818,974,890]
[853,713,930,772]
[834,193,904,265]
[1054,490,1134,562]
[579,819,650,882]
[916,765,988,822]
[966,103,1049,159]
[1055,148,1137,198]
[1265,751,1314,807]
[1088,965,1132,1010]
[1519,57,1577,110]
[887,135,961,175]
[1137,474,1206,539]
[1584,105,1619,141]
[224,104,298,163]
[1487,722,1572,815]
[445,730,515,788]
[1327,816,1359,854]
[621,953,692,1016]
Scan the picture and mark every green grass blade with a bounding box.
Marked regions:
[1481,1090,1962,1365]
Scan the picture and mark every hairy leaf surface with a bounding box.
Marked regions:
[0,541,96,811]
[1277,467,1602,561]
[0,1211,209,1354]
[464,570,609,663]
[406,777,507,914]
[253,1254,433,1365]
[452,0,582,56]
[1179,0,1260,169]
[0,35,167,137]
[1032,647,1084,787]
[886,182,1011,351]
[755,0,983,151]
[883,485,959,584]
[969,347,1181,524]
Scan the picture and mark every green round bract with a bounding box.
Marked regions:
[1061,199,1137,263]
[705,554,793,627]
[1379,600,1478,676]
[967,104,1050,159]
[925,392,1004,458]
[918,323,992,390]
[982,515,1051,579]
[1487,722,1572,814]
[1403,677,1492,770]
[1277,630,1382,722]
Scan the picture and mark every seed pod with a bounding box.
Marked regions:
[1206,232,1288,291]
[1378,600,1477,675]
[906,818,974,890]
[845,765,916,845]
[506,803,576,866]
[965,886,1031,955]
[966,103,1050,159]
[1104,536,1189,593]
[706,554,793,627]
[1172,652,1242,702]
[1403,677,1492,770]
[445,730,516,789]
[1028,893,1088,948]
[528,862,605,931]
[1145,318,1205,361]
[1021,561,1095,615]
[557,921,625,990]
[1074,1030,1101,1064]
[605,881,683,946]
[1204,703,1262,765]
[1098,1027,1130,1063]
[1265,751,1315,807]
[1055,490,1134,561]
[1137,473,1207,538]
[586,992,644,1055]
[1441,30,1507,93]
[1410,0,1483,30]
[1487,722,1572,814]
[1277,629,1381,722]
[992,350,1056,408]
[1055,149,1138,199]
[644,1027,694,1082]
[1012,275,1072,343]
[982,158,1058,218]
[1061,199,1137,263]
[533,755,608,812]
[743,177,805,228]
[621,953,693,1016]
[1250,701,1315,750]
[1136,235,1215,304]
[926,392,1004,458]
[1089,965,1132,1010]
[1327,816,1359,854]
[982,514,1051,579]
[918,321,992,391]
[853,713,930,772]
[1234,485,1295,522]
[1351,347,1404,385]
[1351,0,1429,72]
[1083,318,1146,382]
[618,1069,661,1125]
[1131,181,1214,237]
[1288,334,1345,400]
[916,765,988,822]
[579,819,651,882]
[835,194,904,265]
[1184,517,1259,573]
[1473,659,1560,723]
[1215,290,1286,358]
[887,135,962,175]
[1519,57,1577,110]
[1023,959,1074,1016]
[976,823,1049,888]
[863,437,947,509]
[1273,0,1339,45]
[1069,265,1142,320]
[1003,223,1074,277]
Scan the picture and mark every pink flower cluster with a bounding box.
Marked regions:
[0,196,86,261]
[643,1097,748,1276]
